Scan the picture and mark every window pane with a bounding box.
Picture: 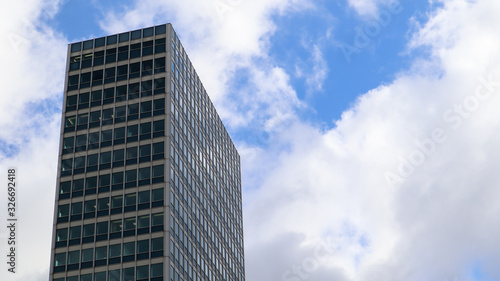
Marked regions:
[63,137,74,149]
[86,177,97,189]
[137,240,149,253]
[65,116,76,127]
[82,248,93,262]
[138,191,150,203]
[60,181,71,194]
[54,253,66,266]
[81,273,92,281]
[83,224,94,237]
[109,269,120,281]
[152,165,164,178]
[153,142,164,154]
[123,242,135,256]
[95,246,107,260]
[69,226,81,239]
[56,228,68,241]
[58,204,69,217]
[126,169,137,182]
[91,90,102,102]
[126,147,137,159]
[111,195,123,208]
[124,217,135,230]
[141,101,152,113]
[138,215,149,228]
[97,198,109,211]
[151,237,163,251]
[67,95,77,107]
[140,123,151,134]
[151,263,163,277]
[68,250,80,264]
[112,172,123,184]
[71,202,82,215]
[113,149,124,162]
[152,213,163,226]
[139,144,151,157]
[136,265,149,279]
[96,221,108,234]
[100,151,111,164]
[99,174,110,187]
[84,200,96,213]
[127,125,138,137]
[139,167,150,180]
[95,272,106,281]
[123,267,134,281]
[125,193,136,206]
[73,179,84,192]
[115,127,125,139]
[111,219,122,232]
[87,154,98,166]
[152,188,164,201]
[89,111,101,123]
[109,244,121,258]
[102,129,112,141]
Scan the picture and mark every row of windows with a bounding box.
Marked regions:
[64,101,165,134]
[56,208,164,237]
[70,40,166,71]
[70,24,167,52]
[66,81,165,112]
[55,261,162,281]
[58,182,163,213]
[67,59,166,91]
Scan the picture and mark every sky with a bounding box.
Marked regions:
[1,0,500,280]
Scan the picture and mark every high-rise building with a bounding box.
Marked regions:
[49,24,245,281]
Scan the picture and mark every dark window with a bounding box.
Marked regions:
[83,224,94,238]
[101,129,112,146]
[131,29,141,40]
[128,104,139,120]
[80,72,91,89]
[95,246,107,260]
[91,90,102,106]
[95,37,105,47]
[116,85,127,102]
[69,56,81,71]
[92,70,103,86]
[140,123,151,140]
[106,48,117,63]
[139,145,150,163]
[59,181,71,195]
[152,165,164,181]
[154,77,165,94]
[143,27,154,37]
[155,24,166,35]
[107,35,117,45]
[113,149,124,167]
[155,38,166,53]
[153,99,165,116]
[83,40,93,50]
[128,83,140,99]
[141,60,153,76]
[102,109,114,125]
[78,92,89,109]
[103,88,115,104]
[58,204,69,217]
[130,43,141,58]
[111,195,123,210]
[119,32,129,42]
[152,188,163,202]
[140,101,152,118]
[99,175,110,190]
[65,116,76,128]
[114,127,125,144]
[56,228,68,242]
[129,62,140,79]
[141,80,152,97]
[87,154,98,169]
[127,125,138,142]
[68,75,79,91]
[117,65,128,81]
[86,176,97,191]
[94,51,104,66]
[66,95,77,111]
[62,137,74,153]
[153,142,164,158]
[75,134,87,151]
[89,111,101,128]
[153,120,164,138]
[104,67,115,84]
[154,57,165,73]
[100,151,111,167]
[118,45,129,61]
[125,169,137,185]
[71,201,83,215]
[71,42,81,52]
[142,40,153,56]
[81,53,93,68]
[77,113,88,130]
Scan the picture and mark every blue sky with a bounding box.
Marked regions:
[2,1,500,281]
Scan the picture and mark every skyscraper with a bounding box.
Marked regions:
[50,24,245,281]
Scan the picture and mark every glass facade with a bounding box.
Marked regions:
[50,24,245,281]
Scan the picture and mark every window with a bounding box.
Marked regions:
[84,200,96,214]
[152,188,164,205]
[111,195,123,210]
[77,113,88,130]
[139,144,151,162]
[86,176,97,191]
[92,69,103,86]
[71,202,83,215]
[109,244,121,258]
[153,142,164,159]
[116,85,127,102]
[130,43,141,58]
[142,60,153,76]
[83,39,93,50]
[153,120,164,137]
[88,131,99,148]
[156,24,166,34]
[114,127,125,144]
[66,95,77,111]
[95,246,107,260]
[58,204,69,217]
[143,27,154,37]
[124,217,135,231]
[68,75,79,91]
[59,181,71,195]
[56,228,68,242]
[87,154,98,171]
[106,48,117,63]
[140,123,151,140]
[81,53,93,68]
[73,179,84,193]
[123,267,135,281]
[125,193,136,206]
[138,215,149,229]
[129,62,140,79]
[115,106,126,123]
[94,272,106,281]
[112,171,124,187]
[99,174,110,190]
[65,116,76,128]
[154,77,165,94]
[96,221,108,234]
[100,151,111,168]
[127,125,138,142]
[142,40,153,56]
[83,224,94,238]
[118,45,129,61]
[139,167,150,185]
[125,169,137,186]
[151,263,163,277]
[103,88,115,104]
[104,67,115,84]
[95,37,105,47]
[152,213,164,226]
[102,109,114,125]
[54,253,66,266]
[152,165,164,183]
[107,34,117,45]
[154,57,165,73]
[61,158,72,174]
[119,32,129,42]
[123,242,135,256]
[94,50,104,66]
[91,90,102,106]
[71,42,81,52]
[75,134,86,151]
[129,82,140,99]
[126,147,137,162]
[138,190,150,204]
[80,72,91,88]
[137,265,149,280]
[155,38,166,53]
[69,56,81,70]
[78,92,90,109]
[62,137,74,154]
[137,239,149,254]
[141,80,152,97]
[140,101,152,118]
[68,250,80,265]
[69,226,81,239]
[111,219,122,233]
[81,248,93,262]
[117,65,128,81]
[131,29,141,40]
[128,103,139,120]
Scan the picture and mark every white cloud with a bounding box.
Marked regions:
[347,0,400,18]
[0,1,67,281]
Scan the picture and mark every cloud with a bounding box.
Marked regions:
[0,1,67,281]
